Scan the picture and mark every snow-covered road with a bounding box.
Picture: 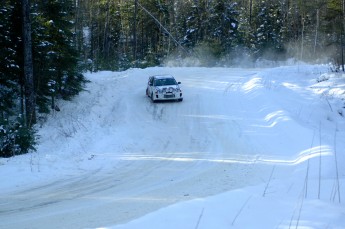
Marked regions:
[1,66,344,228]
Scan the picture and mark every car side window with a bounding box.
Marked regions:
[149,77,153,86]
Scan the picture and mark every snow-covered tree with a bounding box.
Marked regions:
[251,0,286,60]
[32,0,85,112]
[0,1,37,157]
[0,3,18,119]
[208,0,240,62]
[1,0,85,157]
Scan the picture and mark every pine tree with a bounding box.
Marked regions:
[208,0,240,63]
[251,0,286,60]
[322,0,344,68]
[0,2,18,120]
[0,1,37,157]
[32,0,85,112]
[1,0,85,157]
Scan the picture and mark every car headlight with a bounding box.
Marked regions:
[155,87,162,94]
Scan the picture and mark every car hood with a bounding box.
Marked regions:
[155,85,180,91]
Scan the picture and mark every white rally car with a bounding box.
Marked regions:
[146,75,183,102]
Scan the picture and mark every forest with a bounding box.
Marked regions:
[1,0,345,157]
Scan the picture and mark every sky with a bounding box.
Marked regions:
[0,63,344,229]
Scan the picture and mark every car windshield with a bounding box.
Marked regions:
[154,78,177,86]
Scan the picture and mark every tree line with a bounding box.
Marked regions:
[1,0,85,157]
[1,0,344,157]
[77,0,345,69]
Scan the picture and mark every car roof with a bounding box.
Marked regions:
[151,74,175,80]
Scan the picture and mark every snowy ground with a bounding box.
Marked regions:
[0,64,344,229]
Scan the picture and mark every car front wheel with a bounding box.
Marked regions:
[151,92,156,103]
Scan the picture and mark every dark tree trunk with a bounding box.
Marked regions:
[249,0,253,25]
[22,0,36,126]
[133,0,138,64]
[342,0,345,71]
